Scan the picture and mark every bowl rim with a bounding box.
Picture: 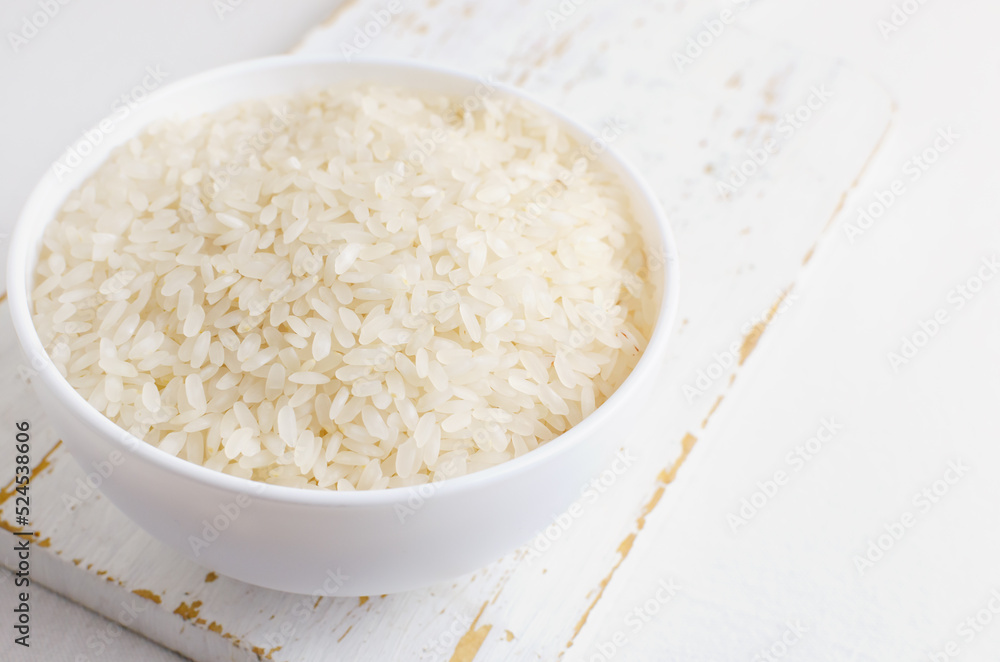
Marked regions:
[6,54,681,506]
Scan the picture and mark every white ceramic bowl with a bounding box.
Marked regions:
[7,56,679,596]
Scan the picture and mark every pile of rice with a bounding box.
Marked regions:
[32,84,656,490]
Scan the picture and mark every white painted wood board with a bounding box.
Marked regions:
[0,0,894,659]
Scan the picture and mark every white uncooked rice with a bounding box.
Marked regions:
[32,84,657,490]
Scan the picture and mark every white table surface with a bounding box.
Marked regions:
[3,0,1000,660]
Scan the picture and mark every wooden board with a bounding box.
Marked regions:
[0,0,893,659]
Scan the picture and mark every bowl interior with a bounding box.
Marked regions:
[7,56,680,505]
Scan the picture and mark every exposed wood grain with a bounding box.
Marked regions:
[701,396,725,429]
[564,430,697,653]
[739,291,789,366]
[447,601,491,662]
